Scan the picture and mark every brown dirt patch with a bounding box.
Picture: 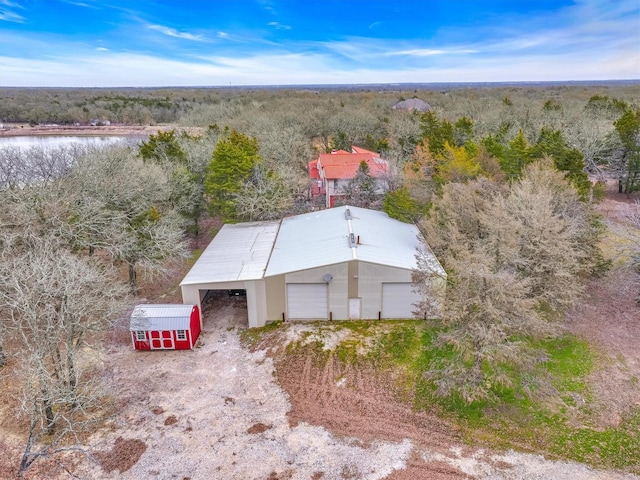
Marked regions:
[163,415,178,426]
[567,266,640,425]
[384,449,471,480]
[247,422,272,434]
[94,437,147,474]
[276,350,468,479]
[566,193,640,426]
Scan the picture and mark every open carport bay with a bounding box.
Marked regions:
[199,289,248,329]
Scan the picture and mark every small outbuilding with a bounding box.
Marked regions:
[130,304,201,350]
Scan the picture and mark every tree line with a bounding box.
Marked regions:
[0,83,639,475]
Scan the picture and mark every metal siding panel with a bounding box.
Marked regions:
[287,283,328,320]
[381,283,421,319]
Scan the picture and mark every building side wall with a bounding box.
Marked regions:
[265,274,286,321]
[347,260,359,298]
[246,280,268,328]
[358,262,414,319]
[132,331,151,350]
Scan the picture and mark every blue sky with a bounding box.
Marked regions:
[1,0,638,87]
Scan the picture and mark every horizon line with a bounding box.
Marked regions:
[1,79,639,90]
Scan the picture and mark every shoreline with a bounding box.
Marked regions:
[0,124,172,137]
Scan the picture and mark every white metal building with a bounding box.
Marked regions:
[180,206,445,328]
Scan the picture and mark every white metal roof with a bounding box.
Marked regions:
[179,221,280,286]
[130,304,195,331]
[180,206,445,285]
[265,206,445,277]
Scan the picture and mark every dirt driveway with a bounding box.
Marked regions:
[64,293,637,480]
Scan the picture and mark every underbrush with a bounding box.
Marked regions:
[246,319,640,474]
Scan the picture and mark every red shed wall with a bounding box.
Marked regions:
[190,306,201,347]
[173,332,191,350]
[132,331,151,350]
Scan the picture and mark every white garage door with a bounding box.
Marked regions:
[381,283,421,319]
[287,283,328,320]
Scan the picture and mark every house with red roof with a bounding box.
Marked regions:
[309,146,390,207]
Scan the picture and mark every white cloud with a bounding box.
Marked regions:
[1,0,638,87]
[0,1,23,23]
[267,21,291,30]
[389,48,476,56]
[0,0,23,7]
[61,1,100,8]
[1,44,637,88]
[147,24,206,42]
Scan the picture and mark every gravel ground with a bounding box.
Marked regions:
[79,299,417,480]
[63,294,637,480]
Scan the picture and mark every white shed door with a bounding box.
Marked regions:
[381,283,421,319]
[287,283,328,320]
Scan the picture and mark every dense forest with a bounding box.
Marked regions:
[1,83,640,477]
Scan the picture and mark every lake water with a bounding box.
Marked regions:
[0,135,141,149]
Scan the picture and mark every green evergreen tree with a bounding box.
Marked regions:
[383,186,423,223]
[501,129,532,180]
[614,108,640,193]
[205,130,260,221]
[420,111,455,156]
[531,128,591,198]
[139,130,186,164]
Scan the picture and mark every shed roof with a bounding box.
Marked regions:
[180,221,280,286]
[130,304,195,331]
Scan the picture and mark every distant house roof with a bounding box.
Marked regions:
[315,146,389,181]
[351,146,378,155]
[130,304,195,331]
[318,154,389,179]
[392,98,432,112]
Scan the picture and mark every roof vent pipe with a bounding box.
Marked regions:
[345,208,352,220]
[349,233,357,247]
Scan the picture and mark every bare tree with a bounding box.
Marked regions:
[0,146,26,188]
[0,240,127,477]
[609,200,640,302]
[234,165,295,221]
[64,147,189,294]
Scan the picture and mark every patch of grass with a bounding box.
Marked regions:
[239,320,282,348]
[408,331,640,473]
[370,322,422,364]
[551,409,640,471]
[269,320,638,473]
[335,340,361,364]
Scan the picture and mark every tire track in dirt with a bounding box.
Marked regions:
[276,351,469,479]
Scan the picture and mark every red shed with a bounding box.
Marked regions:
[130,304,201,350]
